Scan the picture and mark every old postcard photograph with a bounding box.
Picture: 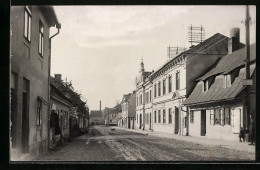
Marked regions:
[9,5,256,162]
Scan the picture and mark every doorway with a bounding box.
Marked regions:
[21,80,29,153]
[201,110,206,136]
[175,107,179,134]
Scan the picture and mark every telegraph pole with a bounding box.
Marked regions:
[244,5,251,130]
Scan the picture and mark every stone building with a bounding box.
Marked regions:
[10,6,60,159]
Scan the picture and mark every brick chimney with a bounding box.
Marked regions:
[54,74,62,81]
[228,28,240,54]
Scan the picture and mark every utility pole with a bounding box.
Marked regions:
[244,5,251,131]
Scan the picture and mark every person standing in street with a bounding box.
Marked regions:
[249,114,255,145]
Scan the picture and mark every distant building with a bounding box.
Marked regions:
[121,92,136,129]
[135,60,153,130]
[90,111,104,125]
[184,43,255,141]
[10,6,60,159]
[104,104,121,126]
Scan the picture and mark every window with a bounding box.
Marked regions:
[168,108,172,124]
[223,74,231,88]
[140,94,142,104]
[163,109,166,123]
[158,82,161,96]
[136,97,138,106]
[209,110,214,125]
[149,90,151,102]
[168,75,172,93]
[24,6,31,41]
[154,84,157,98]
[176,71,180,90]
[190,111,194,123]
[213,108,225,125]
[154,111,157,123]
[137,114,138,123]
[158,110,161,123]
[39,20,44,56]
[224,108,231,125]
[163,79,166,95]
[220,109,224,125]
[37,98,42,126]
[145,92,149,103]
[203,80,209,92]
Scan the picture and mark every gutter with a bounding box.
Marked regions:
[47,23,61,150]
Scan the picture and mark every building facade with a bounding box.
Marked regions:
[90,111,104,125]
[183,43,255,141]
[10,6,60,159]
[121,92,136,129]
[50,78,72,148]
[135,32,233,135]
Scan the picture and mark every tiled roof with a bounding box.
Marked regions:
[198,44,255,81]
[183,44,256,106]
[90,110,103,117]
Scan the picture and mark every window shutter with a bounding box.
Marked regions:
[224,108,230,125]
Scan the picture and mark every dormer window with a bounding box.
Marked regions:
[203,80,209,92]
[223,74,231,88]
[202,77,214,92]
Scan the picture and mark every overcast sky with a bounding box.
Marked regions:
[50,5,256,111]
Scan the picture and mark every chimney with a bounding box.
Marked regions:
[228,28,240,54]
[100,100,101,112]
[54,74,62,81]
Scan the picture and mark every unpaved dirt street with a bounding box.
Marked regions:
[33,125,255,161]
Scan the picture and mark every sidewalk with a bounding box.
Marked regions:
[114,126,255,154]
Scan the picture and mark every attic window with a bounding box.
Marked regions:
[202,77,214,92]
[203,80,209,92]
[223,74,231,88]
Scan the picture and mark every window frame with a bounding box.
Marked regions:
[24,6,32,42]
[223,74,231,88]
[36,98,42,126]
[158,110,161,123]
[154,111,157,123]
[168,75,172,93]
[168,108,172,124]
[190,111,194,123]
[176,71,180,90]
[163,109,166,124]
[149,90,151,102]
[158,81,161,96]
[38,20,44,57]
[210,109,215,125]
[154,84,157,98]
[163,79,166,95]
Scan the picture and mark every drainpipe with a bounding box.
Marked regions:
[47,23,61,150]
